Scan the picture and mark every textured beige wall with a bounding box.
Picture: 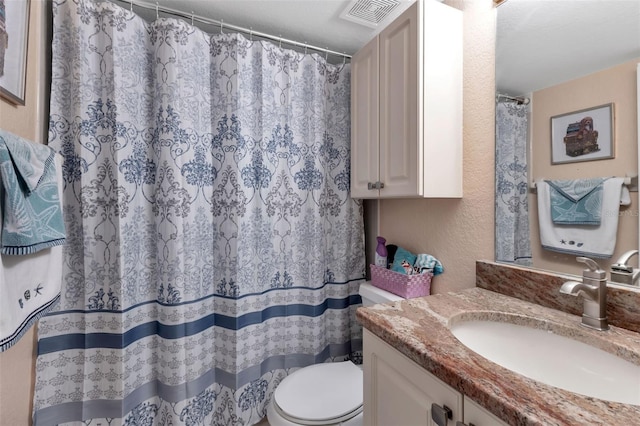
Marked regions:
[379,0,496,294]
[0,1,49,425]
[529,59,639,276]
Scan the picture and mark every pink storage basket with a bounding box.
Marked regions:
[369,264,432,298]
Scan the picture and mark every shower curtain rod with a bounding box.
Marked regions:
[119,0,352,60]
[496,93,530,105]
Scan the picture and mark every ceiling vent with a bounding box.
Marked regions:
[340,0,401,28]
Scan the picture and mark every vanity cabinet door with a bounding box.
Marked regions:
[463,396,510,426]
[363,329,463,426]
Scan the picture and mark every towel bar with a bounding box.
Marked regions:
[529,176,638,192]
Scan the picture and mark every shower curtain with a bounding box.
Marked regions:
[34,1,364,424]
[495,101,532,265]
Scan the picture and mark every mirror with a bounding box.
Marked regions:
[495,0,640,285]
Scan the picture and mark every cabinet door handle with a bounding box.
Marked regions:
[367,181,385,190]
[431,403,452,426]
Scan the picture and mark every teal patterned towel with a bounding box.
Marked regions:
[0,130,66,255]
[390,247,417,275]
[546,178,607,225]
[414,253,444,276]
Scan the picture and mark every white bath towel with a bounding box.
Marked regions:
[0,155,64,351]
[537,177,630,258]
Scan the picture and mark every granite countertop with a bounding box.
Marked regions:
[356,287,640,426]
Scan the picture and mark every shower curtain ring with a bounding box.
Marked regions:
[129,0,133,12]
[155,2,159,19]
[304,43,307,55]
[343,54,346,65]
[191,11,194,26]
[220,19,224,34]
[325,49,328,61]
[279,36,282,49]
[249,27,253,41]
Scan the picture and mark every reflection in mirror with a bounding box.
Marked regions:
[495,0,640,286]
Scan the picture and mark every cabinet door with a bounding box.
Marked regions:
[463,396,510,426]
[364,330,463,426]
[378,2,420,197]
[350,36,380,199]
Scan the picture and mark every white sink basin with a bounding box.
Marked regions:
[449,316,640,405]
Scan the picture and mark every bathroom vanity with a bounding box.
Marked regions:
[364,329,507,426]
[357,261,640,425]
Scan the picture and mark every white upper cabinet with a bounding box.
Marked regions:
[351,1,463,198]
[379,3,419,197]
[351,37,380,197]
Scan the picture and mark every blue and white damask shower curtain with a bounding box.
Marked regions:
[495,101,532,265]
[34,0,364,424]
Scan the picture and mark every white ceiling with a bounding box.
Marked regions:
[125,0,640,95]
[497,0,640,95]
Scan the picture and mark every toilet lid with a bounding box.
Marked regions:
[274,361,363,425]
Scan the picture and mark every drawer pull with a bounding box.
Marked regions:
[431,403,452,426]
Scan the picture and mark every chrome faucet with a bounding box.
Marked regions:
[559,256,609,331]
[611,250,640,286]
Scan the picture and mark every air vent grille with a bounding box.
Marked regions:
[340,0,401,28]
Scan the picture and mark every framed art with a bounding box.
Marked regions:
[550,103,614,165]
[0,0,30,105]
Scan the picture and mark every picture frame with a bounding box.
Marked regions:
[550,103,614,165]
[0,0,30,105]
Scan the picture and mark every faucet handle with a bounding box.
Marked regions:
[576,256,607,280]
[576,256,599,271]
[613,250,639,270]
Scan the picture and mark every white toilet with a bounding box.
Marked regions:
[266,282,403,426]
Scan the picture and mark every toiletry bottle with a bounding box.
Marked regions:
[375,237,387,267]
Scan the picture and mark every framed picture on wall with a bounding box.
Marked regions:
[0,0,30,105]
[550,103,615,165]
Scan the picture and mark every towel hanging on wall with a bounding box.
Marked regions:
[0,129,66,255]
[537,177,630,258]
[547,177,607,225]
[0,154,64,351]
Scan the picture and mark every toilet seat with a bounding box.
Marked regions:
[270,361,363,425]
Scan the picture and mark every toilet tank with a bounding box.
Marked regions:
[359,282,404,307]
